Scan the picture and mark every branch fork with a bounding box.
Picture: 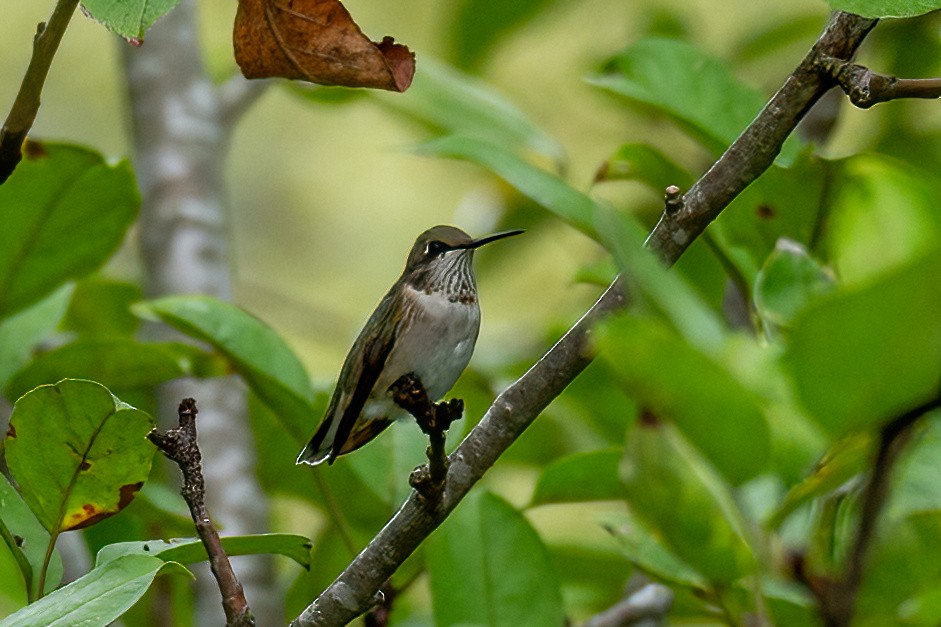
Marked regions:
[816,53,941,109]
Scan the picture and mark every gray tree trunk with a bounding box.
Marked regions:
[120,2,279,623]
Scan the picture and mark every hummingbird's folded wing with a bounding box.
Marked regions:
[328,292,400,462]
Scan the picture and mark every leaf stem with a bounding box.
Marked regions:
[0,0,80,183]
[36,529,58,600]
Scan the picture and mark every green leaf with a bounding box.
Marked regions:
[754,238,835,328]
[600,316,770,484]
[96,534,312,569]
[597,205,726,354]
[4,340,208,402]
[0,536,27,619]
[827,0,941,18]
[595,143,694,190]
[449,0,564,70]
[827,154,941,286]
[133,295,316,439]
[414,136,597,238]
[378,59,565,167]
[61,278,142,338]
[604,515,708,590]
[0,554,189,627]
[0,474,62,600]
[0,144,139,320]
[0,285,72,390]
[80,0,181,40]
[855,512,941,623]
[621,419,756,584]
[767,433,870,529]
[784,249,941,435]
[887,414,941,521]
[426,491,565,626]
[530,448,625,506]
[588,38,801,163]
[5,380,155,533]
[710,151,830,286]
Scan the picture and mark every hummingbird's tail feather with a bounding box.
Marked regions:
[296,420,333,466]
[338,418,394,456]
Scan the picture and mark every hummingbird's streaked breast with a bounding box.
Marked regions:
[296,225,521,466]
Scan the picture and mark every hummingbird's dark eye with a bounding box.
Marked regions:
[425,240,446,257]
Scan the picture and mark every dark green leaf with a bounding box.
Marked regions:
[80,0,181,40]
[595,143,694,190]
[0,554,189,627]
[0,474,62,600]
[710,151,830,285]
[5,380,155,532]
[531,448,625,506]
[134,296,316,438]
[784,249,941,435]
[588,38,801,163]
[0,144,139,320]
[96,534,312,569]
[754,238,835,328]
[414,136,597,238]
[4,340,208,402]
[426,491,565,626]
[621,420,756,583]
[61,278,142,338]
[827,0,941,18]
[378,59,565,166]
[0,285,72,390]
[599,316,770,484]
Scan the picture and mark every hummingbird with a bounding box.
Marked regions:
[297,225,523,465]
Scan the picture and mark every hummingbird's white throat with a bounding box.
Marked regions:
[414,249,477,304]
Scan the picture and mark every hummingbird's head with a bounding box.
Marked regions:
[402,225,523,295]
[404,225,523,274]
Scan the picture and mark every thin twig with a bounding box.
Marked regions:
[0,0,80,183]
[291,12,877,626]
[584,582,674,627]
[818,396,941,626]
[218,75,270,127]
[818,55,941,108]
[149,399,255,627]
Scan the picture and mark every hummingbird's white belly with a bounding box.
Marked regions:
[367,286,480,418]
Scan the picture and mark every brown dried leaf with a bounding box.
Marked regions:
[233,0,415,92]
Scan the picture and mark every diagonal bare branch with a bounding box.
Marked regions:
[291,11,878,626]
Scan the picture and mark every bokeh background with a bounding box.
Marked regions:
[4,0,941,623]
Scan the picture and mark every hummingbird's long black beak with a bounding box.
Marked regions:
[462,229,524,250]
